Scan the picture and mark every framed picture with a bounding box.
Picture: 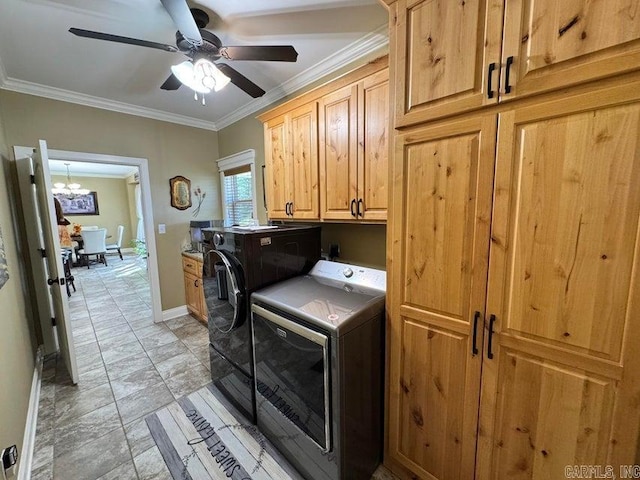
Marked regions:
[170,175,192,210]
[54,192,100,216]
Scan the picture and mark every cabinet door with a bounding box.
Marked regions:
[319,84,358,220]
[392,0,503,128]
[387,115,497,479]
[289,103,319,219]
[477,85,640,479]
[501,0,640,101]
[184,271,201,318]
[264,116,290,220]
[358,69,389,221]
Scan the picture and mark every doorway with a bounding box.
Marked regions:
[13,146,163,352]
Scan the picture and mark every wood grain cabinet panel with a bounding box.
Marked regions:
[477,89,640,480]
[392,0,640,127]
[182,255,206,324]
[264,117,290,219]
[264,103,319,220]
[387,75,640,478]
[388,115,497,479]
[501,0,640,102]
[320,70,390,221]
[392,0,503,127]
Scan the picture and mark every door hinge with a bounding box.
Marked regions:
[30,175,36,184]
[38,248,46,258]
[51,317,56,326]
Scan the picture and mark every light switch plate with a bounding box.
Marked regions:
[158,224,166,234]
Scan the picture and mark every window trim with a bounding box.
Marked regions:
[217,149,257,224]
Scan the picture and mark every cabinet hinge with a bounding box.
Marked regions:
[30,175,36,184]
[51,317,56,326]
[38,248,46,258]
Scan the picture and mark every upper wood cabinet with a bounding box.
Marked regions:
[264,103,319,220]
[391,0,640,127]
[319,69,390,221]
[501,0,640,102]
[261,58,389,223]
[391,0,503,127]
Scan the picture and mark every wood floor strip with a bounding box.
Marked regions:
[145,413,194,480]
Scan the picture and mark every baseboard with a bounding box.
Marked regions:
[17,346,43,480]
[162,305,188,321]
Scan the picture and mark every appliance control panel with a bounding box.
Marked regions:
[309,260,386,293]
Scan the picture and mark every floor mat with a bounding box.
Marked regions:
[145,383,303,480]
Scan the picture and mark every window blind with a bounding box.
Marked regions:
[223,166,253,226]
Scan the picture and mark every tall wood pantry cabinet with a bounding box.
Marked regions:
[381,0,640,479]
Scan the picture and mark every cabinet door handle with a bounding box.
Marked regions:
[289,202,294,216]
[487,62,496,99]
[186,263,193,268]
[350,198,357,217]
[285,202,290,215]
[504,56,514,94]
[194,279,199,287]
[357,198,363,217]
[487,314,496,359]
[472,311,480,355]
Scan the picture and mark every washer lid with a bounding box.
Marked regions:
[251,275,385,334]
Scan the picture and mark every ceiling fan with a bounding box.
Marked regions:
[68,0,298,100]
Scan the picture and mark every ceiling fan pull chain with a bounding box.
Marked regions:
[202,96,206,106]
[194,92,198,102]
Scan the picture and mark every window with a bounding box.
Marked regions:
[217,150,257,226]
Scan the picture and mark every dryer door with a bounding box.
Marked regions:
[203,249,246,333]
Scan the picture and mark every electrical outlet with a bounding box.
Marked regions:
[158,223,166,234]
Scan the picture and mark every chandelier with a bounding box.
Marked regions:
[51,163,90,196]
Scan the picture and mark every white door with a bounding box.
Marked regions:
[16,140,78,383]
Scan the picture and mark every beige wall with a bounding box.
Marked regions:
[217,50,388,268]
[52,175,135,248]
[320,223,386,269]
[0,90,221,310]
[0,93,37,477]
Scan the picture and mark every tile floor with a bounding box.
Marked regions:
[30,253,397,480]
[31,254,212,480]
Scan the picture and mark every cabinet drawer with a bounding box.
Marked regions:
[182,256,202,277]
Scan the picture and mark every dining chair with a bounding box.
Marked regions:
[78,228,108,268]
[106,225,124,260]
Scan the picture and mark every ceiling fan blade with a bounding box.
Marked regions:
[69,28,178,52]
[219,46,298,62]
[160,0,202,46]
[160,73,181,91]
[216,64,266,98]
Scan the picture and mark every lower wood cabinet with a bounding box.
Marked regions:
[386,80,640,479]
[182,254,206,324]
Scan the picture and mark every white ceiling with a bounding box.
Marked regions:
[0,0,388,131]
[49,159,138,178]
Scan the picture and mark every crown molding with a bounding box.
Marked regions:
[0,75,219,131]
[0,25,388,133]
[214,25,389,130]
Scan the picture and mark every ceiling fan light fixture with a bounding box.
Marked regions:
[171,59,231,96]
[171,61,210,94]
